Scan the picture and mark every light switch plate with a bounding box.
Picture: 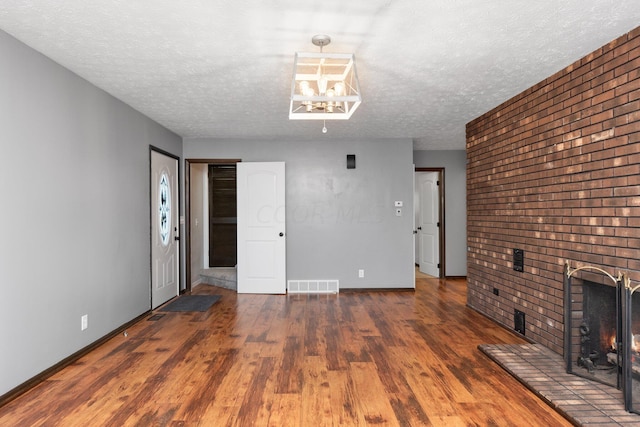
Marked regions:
[394,201,403,207]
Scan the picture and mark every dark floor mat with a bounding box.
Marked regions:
[159,295,221,312]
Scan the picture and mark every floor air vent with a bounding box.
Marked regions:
[287,280,339,294]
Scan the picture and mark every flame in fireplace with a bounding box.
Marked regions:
[609,333,640,353]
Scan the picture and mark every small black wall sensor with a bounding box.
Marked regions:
[346,154,356,169]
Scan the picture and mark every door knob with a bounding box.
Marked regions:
[279,232,284,237]
[417,227,422,230]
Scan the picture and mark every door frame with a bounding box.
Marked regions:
[415,167,445,278]
[185,158,241,293]
[150,146,182,305]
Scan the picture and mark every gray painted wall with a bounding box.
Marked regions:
[413,150,467,276]
[0,30,181,396]
[184,138,415,289]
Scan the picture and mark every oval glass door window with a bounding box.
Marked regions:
[158,172,171,246]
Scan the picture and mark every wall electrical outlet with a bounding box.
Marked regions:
[81,314,88,331]
[358,269,365,278]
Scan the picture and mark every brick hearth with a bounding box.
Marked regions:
[480,343,640,426]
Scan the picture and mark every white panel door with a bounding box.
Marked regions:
[236,162,286,294]
[151,150,179,308]
[417,172,440,277]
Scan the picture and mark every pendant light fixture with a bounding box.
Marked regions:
[289,34,362,124]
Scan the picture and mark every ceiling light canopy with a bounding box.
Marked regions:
[289,35,362,121]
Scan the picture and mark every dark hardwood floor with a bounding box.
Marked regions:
[0,273,571,426]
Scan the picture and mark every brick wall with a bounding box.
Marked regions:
[466,27,640,354]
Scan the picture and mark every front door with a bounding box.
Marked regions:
[417,172,440,277]
[151,149,179,308]
[236,162,286,294]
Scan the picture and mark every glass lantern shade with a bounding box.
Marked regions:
[289,51,362,120]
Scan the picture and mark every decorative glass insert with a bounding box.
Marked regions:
[158,173,171,246]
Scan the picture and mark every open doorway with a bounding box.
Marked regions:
[185,159,240,292]
[414,168,445,278]
[207,164,237,267]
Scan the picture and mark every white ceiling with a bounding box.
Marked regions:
[0,1,638,150]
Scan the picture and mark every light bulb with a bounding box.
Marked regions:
[318,76,328,95]
[326,89,335,112]
[334,81,344,96]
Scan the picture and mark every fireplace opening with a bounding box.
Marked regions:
[564,261,639,414]
[570,279,620,387]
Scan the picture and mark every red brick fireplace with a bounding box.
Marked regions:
[466,25,640,358]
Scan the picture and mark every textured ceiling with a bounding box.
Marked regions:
[0,1,638,150]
